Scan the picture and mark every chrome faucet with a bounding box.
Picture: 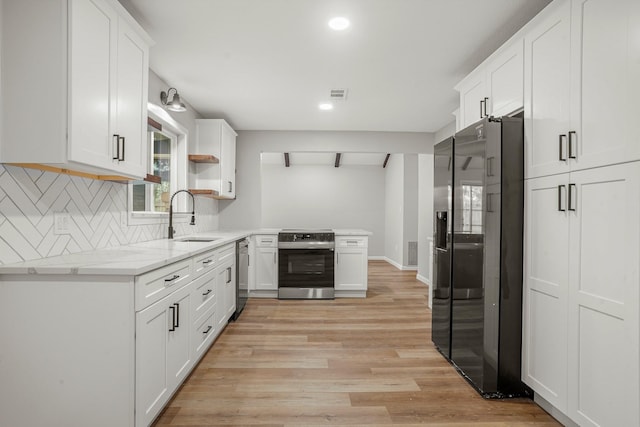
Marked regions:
[168,190,196,239]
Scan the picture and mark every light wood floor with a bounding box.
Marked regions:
[153,260,559,426]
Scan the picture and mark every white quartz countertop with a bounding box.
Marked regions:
[0,230,251,276]
[0,228,371,276]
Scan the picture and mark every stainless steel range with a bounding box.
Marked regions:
[278,229,335,299]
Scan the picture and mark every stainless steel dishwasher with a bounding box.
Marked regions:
[233,238,249,320]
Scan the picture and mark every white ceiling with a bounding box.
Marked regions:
[120,0,551,133]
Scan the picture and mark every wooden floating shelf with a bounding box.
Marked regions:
[189,189,235,200]
[143,174,161,184]
[188,154,219,164]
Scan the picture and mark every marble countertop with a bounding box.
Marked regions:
[0,228,371,276]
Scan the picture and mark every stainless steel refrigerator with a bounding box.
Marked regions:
[432,116,529,397]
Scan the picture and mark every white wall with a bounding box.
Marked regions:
[417,154,434,286]
[403,154,419,267]
[384,154,405,266]
[261,163,386,255]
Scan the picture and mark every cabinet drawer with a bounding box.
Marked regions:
[193,305,217,360]
[336,236,368,247]
[254,234,277,247]
[135,259,192,311]
[191,269,217,321]
[193,249,217,279]
[217,243,235,263]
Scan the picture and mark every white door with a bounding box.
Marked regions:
[522,174,570,411]
[485,39,523,118]
[335,248,367,291]
[255,247,277,291]
[569,0,640,172]
[112,18,149,178]
[166,284,193,391]
[523,0,572,179]
[68,0,116,171]
[135,298,170,427]
[567,162,640,426]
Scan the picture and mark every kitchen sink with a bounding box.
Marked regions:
[175,238,220,243]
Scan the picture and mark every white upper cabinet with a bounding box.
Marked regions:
[193,119,238,199]
[0,0,151,179]
[569,0,640,172]
[455,38,524,130]
[525,0,640,180]
[524,0,572,179]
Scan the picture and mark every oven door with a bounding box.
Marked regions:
[278,248,335,289]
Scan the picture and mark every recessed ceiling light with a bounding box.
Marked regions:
[318,103,334,111]
[328,17,350,31]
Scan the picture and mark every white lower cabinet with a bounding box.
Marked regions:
[215,258,236,333]
[523,162,640,426]
[250,234,278,296]
[135,281,193,427]
[334,236,368,297]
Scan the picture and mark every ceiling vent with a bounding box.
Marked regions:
[330,88,348,101]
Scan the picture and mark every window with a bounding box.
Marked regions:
[461,184,482,234]
[132,129,177,213]
[127,103,188,225]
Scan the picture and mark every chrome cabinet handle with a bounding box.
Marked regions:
[174,303,180,328]
[480,99,485,119]
[202,259,213,265]
[228,181,233,193]
[226,267,232,284]
[483,97,489,117]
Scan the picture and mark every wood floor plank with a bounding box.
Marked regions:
[152,260,559,426]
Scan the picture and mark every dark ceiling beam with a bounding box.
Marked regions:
[461,156,472,171]
[284,152,290,167]
[335,153,341,168]
[383,153,391,168]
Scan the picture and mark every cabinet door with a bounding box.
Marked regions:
[522,174,570,411]
[222,261,236,319]
[68,0,117,171]
[486,39,523,118]
[215,263,234,331]
[457,71,486,130]
[112,17,149,177]
[335,248,367,291]
[255,247,277,290]
[567,163,640,426]
[135,296,171,427]
[166,284,193,392]
[523,0,572,179]
[220,123,236,198]
[569,0,640,172]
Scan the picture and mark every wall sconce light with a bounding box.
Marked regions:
[160,87,187,112]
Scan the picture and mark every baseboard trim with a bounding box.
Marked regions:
[416,274,430,286]
[382,257,418,271]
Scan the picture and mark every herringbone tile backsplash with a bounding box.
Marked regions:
[0,165,218,265]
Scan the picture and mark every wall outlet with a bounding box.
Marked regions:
[53,212,70,235]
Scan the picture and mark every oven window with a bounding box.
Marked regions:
[287,254,326,274]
